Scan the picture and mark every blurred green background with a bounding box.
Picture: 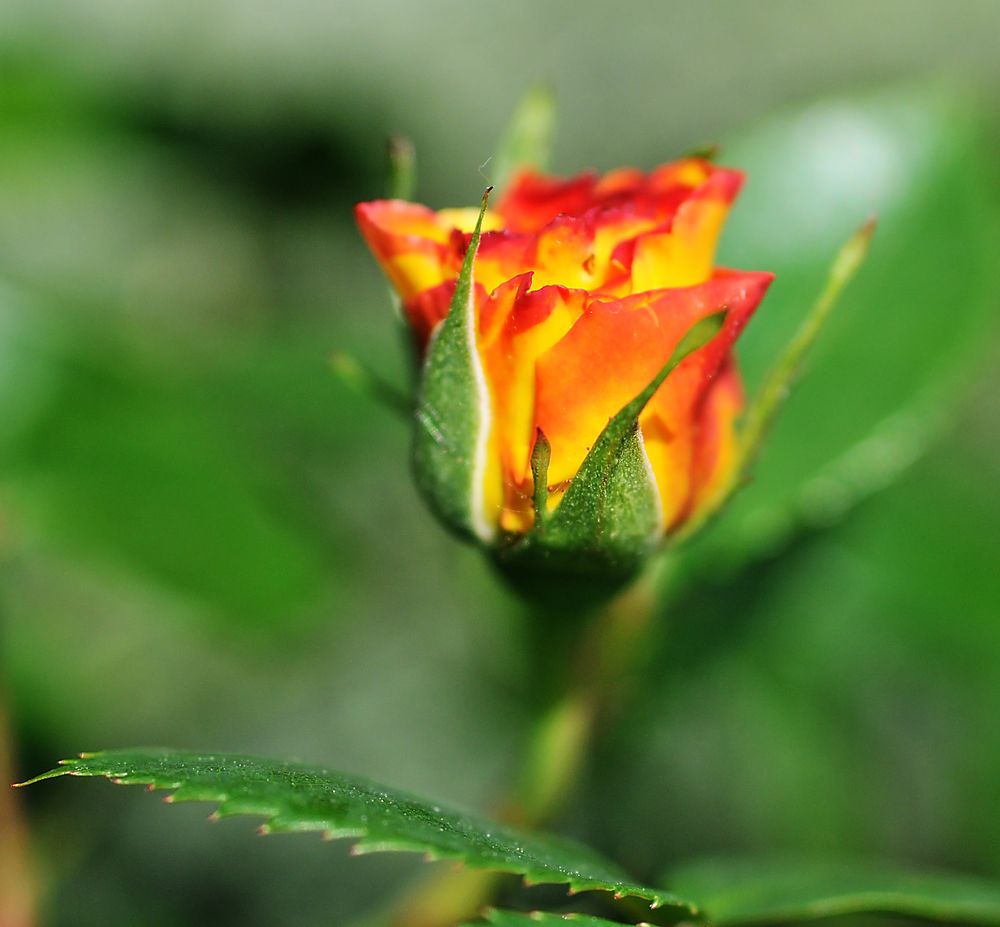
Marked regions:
[1,2,999,926]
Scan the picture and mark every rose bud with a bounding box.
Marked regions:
[355,160,773,584]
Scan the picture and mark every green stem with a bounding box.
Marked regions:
[382,558,668,926]
[510,692,595,828]
[509,561,665,827]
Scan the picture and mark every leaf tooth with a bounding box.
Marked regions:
[348,836,419,857]
[208,804,242,820]
[22,750,699,916]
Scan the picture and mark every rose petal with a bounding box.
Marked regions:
[479,279,589,531]
[354,201,457,300]
[533,271,773,495]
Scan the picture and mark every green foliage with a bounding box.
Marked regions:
[3,47,999,927]
[26,751,1000,927]
[697,87,1000,569]
[668,858,1000,926]
[0,298,334,626]
[606,421,1000,876]
[21,750,698,917]
[412,189,494,542]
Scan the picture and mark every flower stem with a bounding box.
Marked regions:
[506,559,665,827]
[382,557,668,927]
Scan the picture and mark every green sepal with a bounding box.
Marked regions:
[330,351,410,418]
[682,142,721,162]
[412,188,494,542]
[672,220,875,544]
[386,135,416,201]
[493,85,556,193]
[738,218,876,477]
[498,312,726,580]
[530,428,551,529]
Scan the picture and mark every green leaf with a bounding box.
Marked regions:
[504,313,725,576]
[697,87,1000,569]
[620,422,1000,868]
[493,85,556,192]
[667,858,1000,927]
[474,910,626,927]
[412,188,494,542]
[21,749,698,917]
[0,298,332,627]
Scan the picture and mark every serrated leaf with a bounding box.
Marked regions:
[505,313,724,576]
[493,85,556,192]
[475,910,631,927]
[668,858,1000,927]
[20,749,698,917]
[412,188,494,542]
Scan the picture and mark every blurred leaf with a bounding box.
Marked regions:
[599,408,1000,872]
[22,749,698,917]
[0,301,334,627]
[667,858,1000,926]
[492,85,556,192]
[696,87,1000,570]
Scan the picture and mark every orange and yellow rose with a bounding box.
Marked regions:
[355,159,772,567]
